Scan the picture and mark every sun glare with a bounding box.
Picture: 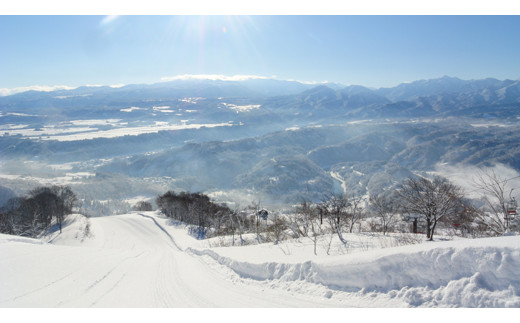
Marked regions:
[157,15,263,75]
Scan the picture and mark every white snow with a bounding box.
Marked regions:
[347,120,373,125]
[68,119,123,126]
[7,122,236,141]
[0,172,94,186]
[179,98,203,104]
[221,103,261,113]
[152,106,171,111]
[470,122,512,128]
[152,106,175,113]
[1,211,519,308]
[285,126,300,131]
[1,112,39,117]
[0,124,29,130]
[330,171,347,194]
[6,125,95,137]
[54,94,91,99]
[120,107,147,112]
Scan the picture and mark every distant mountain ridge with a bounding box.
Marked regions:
[3,76,520,120]
[1,75,517,102]
[374,76,511,101]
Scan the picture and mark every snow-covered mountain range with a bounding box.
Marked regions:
[1,76,520,206]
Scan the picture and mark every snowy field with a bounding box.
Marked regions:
[3,119,235,141]
[1,211,519,309]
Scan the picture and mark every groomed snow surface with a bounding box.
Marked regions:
[1,211,519,308]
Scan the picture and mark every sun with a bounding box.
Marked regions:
[159,15,263,74]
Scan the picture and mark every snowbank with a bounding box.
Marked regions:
[145,211,520,307]
[186,236,520,307]
[0,234,44,245]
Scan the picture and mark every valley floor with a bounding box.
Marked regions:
[1,212,519,308]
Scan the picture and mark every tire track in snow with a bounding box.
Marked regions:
[53,250,147,307]
[151,251,172,307]
[135,214,337,306]
[135,213,226,306]
[151,250,210,307]
[0,271,75,304]
[84,251,146,292]
[88,271,129,307]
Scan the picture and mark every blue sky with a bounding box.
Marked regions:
[1,15,520,91]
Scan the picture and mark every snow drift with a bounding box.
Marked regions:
[188,236,520,307]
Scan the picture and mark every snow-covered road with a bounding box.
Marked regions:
[0,213,344,307]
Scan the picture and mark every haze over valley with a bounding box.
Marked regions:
[2,76,520,209]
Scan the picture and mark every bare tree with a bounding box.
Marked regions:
[398,175,465,241]
[289,201,324,255]
[267,212,288,244]
[472,169,518,235]
[51,185,77,215]
[227,210,237,246]
[0,211,14,235]
[320,193,348,246]
[49,185,77,233]
[440,198,480,238]
[234,210,247,245]
[345,195,365,233]
[369,193,399,235]
[249,199,263,243]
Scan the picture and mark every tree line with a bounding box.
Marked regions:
[0,185,77,237]
[289,171,519,254]
[1,169,515,245]
[156,191,236,239]
[155,170,519,248]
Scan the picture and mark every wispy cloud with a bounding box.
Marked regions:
[160,74,276,82]
[100,15,119,25]
[160,74,333,85]
[433,162,520,198]
[0,85,76,96]
[85,84,126,88]
[285,78,330,85]
[109,84,126,88]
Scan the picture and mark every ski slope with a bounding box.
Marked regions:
[1,212,520,307]
[0,213,347,307]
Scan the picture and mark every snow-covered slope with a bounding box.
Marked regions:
[0,213,343,307]
[1,212,519,307]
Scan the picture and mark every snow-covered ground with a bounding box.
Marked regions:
[1,211,519,308]
[4,120,236,141]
